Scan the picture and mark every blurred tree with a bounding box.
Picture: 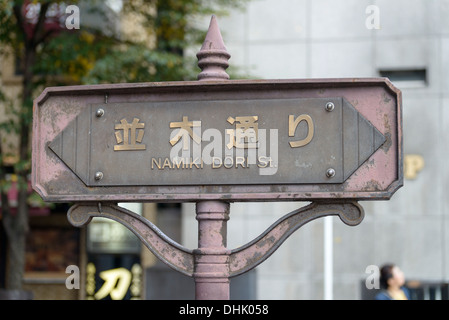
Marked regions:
[0,0,247,291]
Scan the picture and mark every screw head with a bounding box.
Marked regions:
[325,102,335,112]
[94,171,104,181]
[95,108,105,117]
[326,168,336,178]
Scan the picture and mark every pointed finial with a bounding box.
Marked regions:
[196,15,231,81]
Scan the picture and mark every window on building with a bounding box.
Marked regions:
[379,69,427,88]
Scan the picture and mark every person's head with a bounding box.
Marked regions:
[380,264,405,289]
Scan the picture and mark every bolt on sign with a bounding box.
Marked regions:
[32,78,402,202]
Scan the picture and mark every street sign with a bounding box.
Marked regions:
[32,78,402,202]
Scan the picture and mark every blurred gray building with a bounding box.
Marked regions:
[181,0,449,299]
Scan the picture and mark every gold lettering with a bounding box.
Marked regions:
[151,158,162,170]
[162,158,172,169]
[212,157,222,168]
[288,114,314,148]
[151,157,281,170]
[223,156,233,168]
[227,116,259,149]
[404,154,424,179]
[235,156,246,168]
[189,158,203,169]
[114,118,146,151]
[172,157,185,169]
[169,116,201,150]
[258,156,268,168]
[152,157,207,170]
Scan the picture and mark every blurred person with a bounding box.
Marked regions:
[375,264,411,300]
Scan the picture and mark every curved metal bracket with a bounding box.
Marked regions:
[67,203,194,277]
[228,201,364,277]
[67,201,363,282]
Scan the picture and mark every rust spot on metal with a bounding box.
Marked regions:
[382,113,393,152]
[256,235,276,249]
[382,92,392,104]
[362,179,382,191]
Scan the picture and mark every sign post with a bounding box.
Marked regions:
[32,15,402,300]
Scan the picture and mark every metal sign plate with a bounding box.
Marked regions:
[32,78,402,202]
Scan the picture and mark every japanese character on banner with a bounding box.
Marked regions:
[114,118,146,151]
[226,115,259,149]
[288,114,314,148]
[169,116,202,151]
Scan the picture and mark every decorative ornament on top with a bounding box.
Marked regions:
[196,15,231,81]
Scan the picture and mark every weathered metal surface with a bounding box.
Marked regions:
[32,78,402,202]
[197,15,230,81]
[47,97,384,187]
[194,201,231,300]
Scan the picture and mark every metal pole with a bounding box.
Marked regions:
[194,201,231,300]
[194,15,232,300]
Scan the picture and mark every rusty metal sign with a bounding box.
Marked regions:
[32,78,402,202]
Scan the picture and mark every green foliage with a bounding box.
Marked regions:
[84,0,249,84]
[83,43,193,84]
